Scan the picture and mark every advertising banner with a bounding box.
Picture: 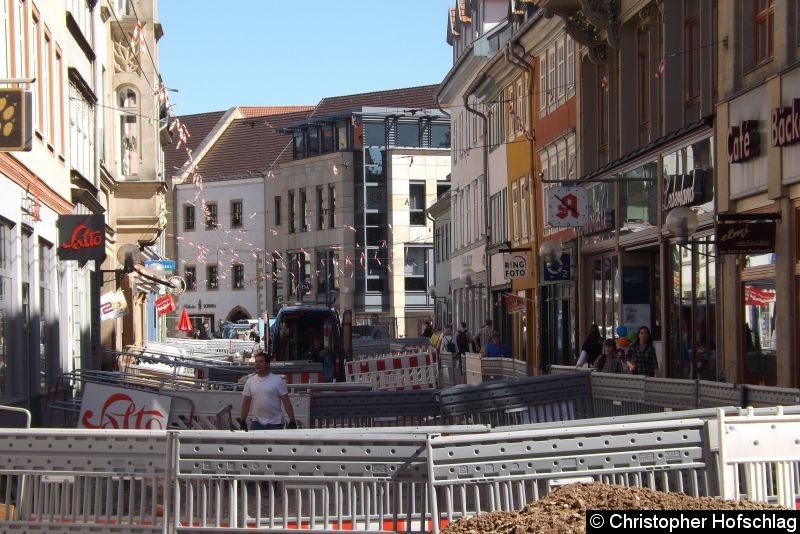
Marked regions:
[100,289,129,321]
[57,214,106,262]
[505,294,526,314]
[78,383,172,430]
[155,294,176,315]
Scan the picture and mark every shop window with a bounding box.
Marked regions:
[589,255,618,340]
[742,252,776,385]
[620,161,658,235]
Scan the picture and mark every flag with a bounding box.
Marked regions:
[130,21,144,50]
[655,58,665,78]
[351,115,358,128]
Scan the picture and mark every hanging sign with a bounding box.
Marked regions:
[716,221,776,255]
[504,294,526,314]
[542,253,571,282]
[57,214,106,262]
[502,253,530,279]
[100,289,129,321]
[155,294,176,316]
[547,187,588,227]
[78,383,172,430]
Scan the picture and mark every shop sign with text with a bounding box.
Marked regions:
[100,289,129,321]
[717,221,776,255]
[663,168,712,210]
[79,383,171,430]
[727,120,760,163]
[771,98,800,147]
[57,214,106,261]
[155,294,176,316]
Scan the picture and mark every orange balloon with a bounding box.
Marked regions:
[617,337,630,348]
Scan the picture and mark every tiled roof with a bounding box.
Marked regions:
[240,106,314,118]
[190,109,311,179]
[313,84,440,116]
[163,110,225,176]
[458,0,471,23]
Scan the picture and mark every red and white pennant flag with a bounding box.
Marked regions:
[130,21,145,50]
[655,58,665,79]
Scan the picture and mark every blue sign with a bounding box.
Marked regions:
[299,281,311,294]
[145,259,175,272]
[542,253,571,282]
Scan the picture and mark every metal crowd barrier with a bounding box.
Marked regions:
[1,408,797,532]
[549,365,800,415]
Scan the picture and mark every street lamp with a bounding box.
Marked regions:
[664,206,699,244]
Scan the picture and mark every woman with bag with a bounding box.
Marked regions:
[437,326,456,354]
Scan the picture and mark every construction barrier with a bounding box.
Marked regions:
[0,407,797,532]
[345,350,438,390]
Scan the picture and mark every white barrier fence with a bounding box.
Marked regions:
[346,350,438,390]
[0,407,798,532]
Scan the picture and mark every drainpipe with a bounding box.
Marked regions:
[462,88,492,326]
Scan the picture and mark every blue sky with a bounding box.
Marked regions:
[157,1,455,115]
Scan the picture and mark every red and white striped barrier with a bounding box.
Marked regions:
[283,372,324,385]
[346,350,438,390]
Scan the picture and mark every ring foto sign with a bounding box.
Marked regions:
[78,382,172,430]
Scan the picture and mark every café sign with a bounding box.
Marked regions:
[57,214,106,262]
[771,98,800,147]
[716,221,776,255]
[727,120,760,163]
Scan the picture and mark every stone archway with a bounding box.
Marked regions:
[226,306,251,323]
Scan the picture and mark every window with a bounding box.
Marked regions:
[507,84,514,137]
[274,195,281,226]
[566,37,575,91]
[299,188,307,231]
[231,200,243,228]
[118,87,138,176]
[557,42,565,97]
[293,130,305,159]
[685,0,701,118]
[337,121,348,150]
[316,187,324,230]
[409,183,425,225]
[511,182,519,241]
[185,266,196,291]
[404,247,429,291]
[396,122,419,147]
[232,264,244,290]
[516,79,524,132]
[30,11,39,132]
[328,185,335,228]
[0,0,8,77]
[321,124,334,153]
[42,32,52,142]
[206,265,218,290]
[548,49,556,107]
[753,0,774,66]
[114,0,134,16]
[38,239,52,391]
[204,202,217,229]
[306,127,319,157]
[288,191,295,233]
[13,0,24,79]
[183,204,195,231]
[539,54,547,112]
[69,84,95,181]
[638,27,650,142]
[520,177,528,238]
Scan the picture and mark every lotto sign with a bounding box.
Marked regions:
[547,187,588,227]
[79,383,172,430]
[503,253,530,279]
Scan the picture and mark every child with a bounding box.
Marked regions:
[593,339,627,374]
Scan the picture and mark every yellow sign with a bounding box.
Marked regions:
[0,89,33,151]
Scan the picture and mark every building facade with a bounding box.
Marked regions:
[0,0,168,421]
[267,94,451,337]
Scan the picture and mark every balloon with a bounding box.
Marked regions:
[627,331,637,342]
[617,337,630,348]
[616,325,628,337]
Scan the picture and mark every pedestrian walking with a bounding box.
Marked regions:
[438,326,456,354]
[485,332,511,357]
[576,323,603,367]
[249,325,261,343]
[473,319,493,355]
[421,320,433,338]
[593,339,627,374]
[626,326,658,377]
[240,352,297,430]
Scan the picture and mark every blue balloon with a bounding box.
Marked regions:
[616,325,628,337]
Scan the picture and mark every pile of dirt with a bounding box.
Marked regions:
[442,483,786,534]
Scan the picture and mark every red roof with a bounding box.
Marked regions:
[240,106,314,118]
[163,110,225,177]
[188,109,311,180]
[313,84,440,116]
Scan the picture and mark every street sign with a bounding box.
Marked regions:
[299,281,311,294]
[145,259,175,272]
[502,253,530,279]
[547,187,588,227]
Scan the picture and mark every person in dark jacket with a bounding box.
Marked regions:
[576,323,603,367]
[627,325,658,376]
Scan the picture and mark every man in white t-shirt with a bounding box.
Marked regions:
[240,352,297,430]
